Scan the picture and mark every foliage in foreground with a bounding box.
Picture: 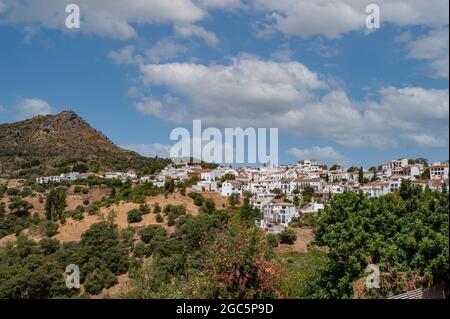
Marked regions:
[313,181,449,298]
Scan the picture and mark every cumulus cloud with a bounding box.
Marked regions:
[406,27,449,78]
[174,24,219,47]
[146,39,188,63]
[0,0,205,39]
[16,98,53,120]
[122,143,172,157]
[287,146,345,164]
[108,46,137,65]
[108,39,188,65]
[133,55,448,150]
[253,0,449,39]
[0,104,6,113]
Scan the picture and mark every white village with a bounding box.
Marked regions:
[36,158,449,233]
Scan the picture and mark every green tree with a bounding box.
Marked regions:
[302,186,315,203]
[8,199,33,214]
[45,187,67,220]
[239,197,262,225]
[127,209,143,223]
[358,166,364,184]
[201,198,216,214]
[313,182,449,298]
[279,229,297,244]
[421,168,430,179]
[228,193,240,207]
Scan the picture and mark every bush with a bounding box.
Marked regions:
[201,198,216,214]
[188,192,204,206]
[40,219,59,237]
[153,203,161,214]
[156,213,163,223]
[6,188,20,196]
[39,238,60,254]
[84,267,117,295]
[133,242,146,258]
[139,203,150,215]
[139,226,168,244]
[266,233,280,247]
[279,229,297,245]
[127,209,143,223]
[20,187,33,198]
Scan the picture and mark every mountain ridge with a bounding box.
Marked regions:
[0,111,171,178]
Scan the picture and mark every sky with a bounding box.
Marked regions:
[0,0,448,168]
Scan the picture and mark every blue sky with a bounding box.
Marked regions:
[0,0,448,168]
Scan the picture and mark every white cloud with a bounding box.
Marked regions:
[287,146,345,164]
[1,0,205,39]
[146,39,188,63]
[108,39,188,65]
[108,46,137,65]
[174,24,219,47]
[197,0,244,10]
[122,143,172,157]
[253,0,449,39]
[271,43,293,61]
[0,1,6,13]
[134,55,448,150]
[16,98,53,120]
[406,27,449,78]
[0,104,5,113]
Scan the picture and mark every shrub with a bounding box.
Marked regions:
[127,209,143,223]
[266,233,280,247]
[40,219,59,237]
[139,226,168,244]
[133,242,146,258]
[188,192,204,206]
[6,188,20,196]
[279,229,297,245]
[139,203,150,215]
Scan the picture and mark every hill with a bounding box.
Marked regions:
[0,111,171,178]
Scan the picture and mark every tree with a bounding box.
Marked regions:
[139,203,150,215]
[153,202,161,214]
[8,199,33,214]
[199,228,284,298]
[201,198,216,214]
[239,197,262,225]
[228,193,240,207]
[127,209,143,223]
[314,182,449,298]
[279,229,297,245]
[421,168,430,179]
[330,164,340,171]
[358,166,364,184]
[302,186,315,203]
[40,219,59,237]
[164,179,175,194]
[45,187,67,220]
